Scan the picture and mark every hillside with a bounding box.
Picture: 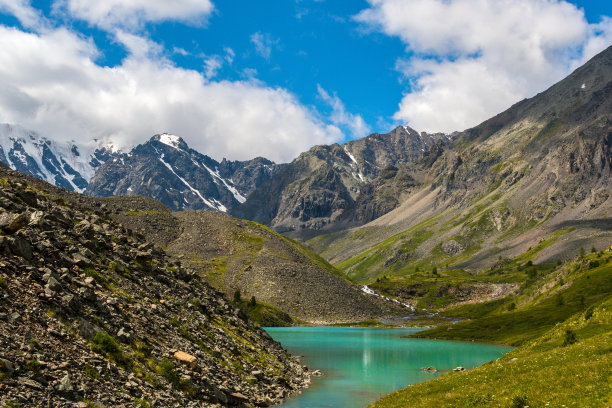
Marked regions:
[0,163,310,407]
[309,45,612,290]
[372,249,612,407]
[99,196,396,324]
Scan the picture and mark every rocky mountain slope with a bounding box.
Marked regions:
[232,126,449,239]
[86,134,283,213]
[0,123,118,193]
[0,163,310,407]
[309,45,612,286]
[98,196,397,324]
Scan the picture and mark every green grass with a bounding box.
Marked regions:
[371,296,612,408]
[413,257,612,346]
[236,299,294,327]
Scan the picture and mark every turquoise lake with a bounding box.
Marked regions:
[265,327,511,408]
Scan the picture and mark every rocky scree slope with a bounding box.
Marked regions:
[0,164,310,407]
[232,126,448,239]
[96,196,395,324]
[310,44,612,282]
[0,123,117,193]
[86,134,283,213]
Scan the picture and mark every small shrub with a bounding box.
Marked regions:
[432,267,438,275]
[91,332,120,354]
[29,338,41,349]
[579,247,585,257]
[133,399,152,408]
[25,360,42,374]
[0,276,6,289]
[249,296,257,307]
[585,306,595,321]
[591,246,597,253]
[233,289,241,304]
[91,332,131,368]
[511,395,529,408]
[556,294,564,306]
[588,260,599,269]
[563,329,577,346]
[507,302,516,311]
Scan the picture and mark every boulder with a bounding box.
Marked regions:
[420,366,437,372]
[0,212,27,233]
[174,351,197,367]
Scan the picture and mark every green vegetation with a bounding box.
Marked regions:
[90,332,132,369]
[413,252,612,345]
[372,295,612,408]
[371,247,612,407]
[235,298,294,327]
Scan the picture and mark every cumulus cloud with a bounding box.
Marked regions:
[0,0,42,28]
[54,0,214,30]
[317,85,370,139]
[250,31,279,60]
[356,0,612,133]
[0,25,342,162]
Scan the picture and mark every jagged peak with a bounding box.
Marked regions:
[150,133,187,150]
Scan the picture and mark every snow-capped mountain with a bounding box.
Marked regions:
[0,124,119,192]
[85,133,283,212]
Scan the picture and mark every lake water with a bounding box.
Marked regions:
[265,327,511,408]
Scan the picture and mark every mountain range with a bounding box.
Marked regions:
[0,123,118,192]
[1,44,611,327]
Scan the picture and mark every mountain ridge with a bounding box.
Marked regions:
[86,133,284,213]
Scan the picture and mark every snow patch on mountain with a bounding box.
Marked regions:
[0,123,117,192]
[158,133,182,149]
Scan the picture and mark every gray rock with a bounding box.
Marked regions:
[7,235,32,260]
[18,376,44,390]
[62,294,80,310]
[57,374,74,394]
[0,212,27,233]
[442,240,464,256]
[46,276,62,293]
[0,358,14,377]
[117,327,131,343]
[78,318,100,340]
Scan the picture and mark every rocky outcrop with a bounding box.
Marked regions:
[0,166,310,407]
[232,126,449,239]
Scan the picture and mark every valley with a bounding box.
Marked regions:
[0,33,610,408]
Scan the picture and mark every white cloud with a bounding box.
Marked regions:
[0,0,42,28]
[356,0,612,133]
[54,0,214,30]
[0,26,342,162]
[317,85,370,139]
[202,55,223,79]
[250,31,279,60]
[223,47,235,64]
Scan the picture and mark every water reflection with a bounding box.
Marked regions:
[266,327,511,408]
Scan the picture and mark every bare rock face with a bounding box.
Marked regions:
[233,126,449,239]
[442,240,464,256]
[0,165,310,407]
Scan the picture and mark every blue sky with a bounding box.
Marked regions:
[0,0,610,162]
